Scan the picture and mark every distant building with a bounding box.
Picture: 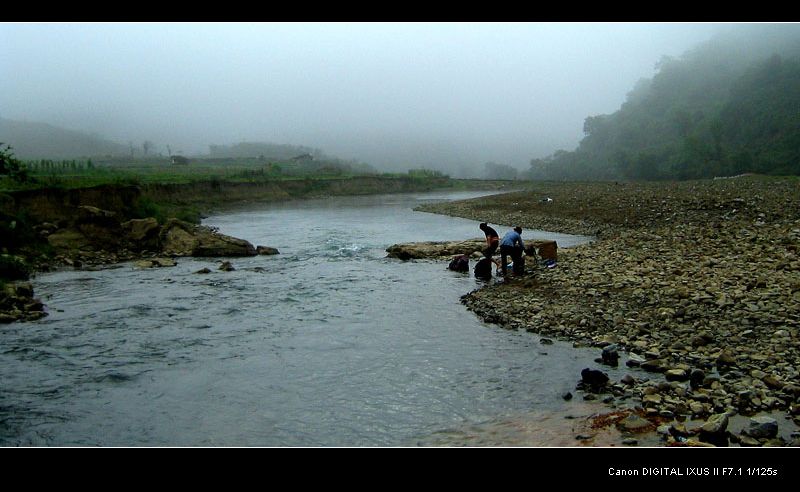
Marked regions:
[290,153,314,162]
[171,155,189,165]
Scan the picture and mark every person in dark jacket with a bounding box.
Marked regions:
[479,222,501,272]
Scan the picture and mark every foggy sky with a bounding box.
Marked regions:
[0,22,727,173]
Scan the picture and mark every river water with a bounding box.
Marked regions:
[1,190,641,446]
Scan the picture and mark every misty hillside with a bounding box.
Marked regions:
[0,118,129,159]
[528,25,800,181]
[208,142,322,160]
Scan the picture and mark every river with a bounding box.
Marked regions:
[1,190,638,446]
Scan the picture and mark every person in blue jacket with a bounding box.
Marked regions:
[500,226,525,276]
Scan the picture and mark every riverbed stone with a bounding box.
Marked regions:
[700,413,729,435]
[716,351,737,367]
[744,416,779,439]
[738,435,762,447]
[665,368,690,382]
[601,344,620,366]
[640,359,668,373]
[580,368,609,390]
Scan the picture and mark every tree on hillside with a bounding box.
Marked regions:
[142,141,154,157]
[484,162,519,180]
[528,26,800,181]
[0,143,29,182]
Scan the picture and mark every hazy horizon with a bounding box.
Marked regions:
[0,22,741,174]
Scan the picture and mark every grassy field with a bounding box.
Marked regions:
[1,156,461,191]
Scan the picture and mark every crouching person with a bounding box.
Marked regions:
[500,226,525,277]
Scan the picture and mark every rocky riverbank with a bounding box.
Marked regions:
[417,176,800,447]
[0,204,279,324]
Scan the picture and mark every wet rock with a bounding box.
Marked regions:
[738,435,762,447]
[153,258,177,267]
[134,258,176,268]
[562,391,573,401]
[665,368,689,382]
[640,359,668,373]
[620,374,636,386]
[617,414,653,432]
[700,413,729,435]
[160,219,257,257]
[622,438,638,445]
[762,375,784,390]
[386,239,486,260]
[743,416,778,439]
[47,229,92,251]
[691,332,714,347]
[690,402,706,415]
[195,267,212,274]
[690,369,706,390]
[625,353,645,368]
[642,394,662,405]
[580,368,609,391]
[218,261,235,272]
[256,246,280,255]
[601,344,620,366]
[716,350,737,367]
[122,218,161,251]
[10,282,34,298]
[24,300,44,312]
[644,349,661,360]
[540,338,554,345]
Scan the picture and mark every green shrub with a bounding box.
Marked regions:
[132,196,165,223]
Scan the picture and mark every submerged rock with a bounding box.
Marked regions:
[256,246,280,255]
[134,258,177,268]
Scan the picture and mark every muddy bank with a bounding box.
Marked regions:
[418,176,800,447]
[0,194,278,323]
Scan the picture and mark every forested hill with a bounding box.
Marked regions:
[527,25,800,181]
[0,118,129,159]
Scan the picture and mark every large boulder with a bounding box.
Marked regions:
[580,368,610,391]
[160,219,257,257]
[386,239,486,260]
[743,417,778,439]
[47,228,93,251]
[122,218,161,251]
[74,206,124,249]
